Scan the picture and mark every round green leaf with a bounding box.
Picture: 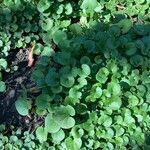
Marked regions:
[0,58,7,69]
[94,87,103,98]
[125,42,137,56]
[60,76,75,88]
[66,105,75,116]
[37,0,51,13]
[128,95,139,107]
[0,81,6,92]
[96,67,109,84]
[41,46,54,56]
[65,3,73,15]
[60,117,75,129]
[78,64,91,77]
[117,19,133,34]
[36,94,51,110]
[81,0,98,14]
[130,55,143,67]
[45,114,60,133]
[15,97,31,116]
[34,43,43,55]
[36,126,47,143]
[53,106,75,129]
[45,68,59,87]
[41,18,53,31]
[107,82,121,96]
[108,96,122,110]
[53,30,67,45]
[71,126,84,138]
[51,129,65,144]
[65,137,82,150]
[114,125,125,136]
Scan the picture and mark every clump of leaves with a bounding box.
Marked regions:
[0,0,150,149]
[29,19,150,149]
[0,125,52,149]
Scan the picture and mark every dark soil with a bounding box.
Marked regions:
[0,48,41,130]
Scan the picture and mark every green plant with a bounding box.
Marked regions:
[0,125,54,150]
[0,0,150,149]
[26,19,150,149]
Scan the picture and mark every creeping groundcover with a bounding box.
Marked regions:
[0,0,150,149]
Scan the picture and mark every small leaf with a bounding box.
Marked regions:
[0,81,6,92]
[94,87,103,98]
[45,114,60,133]
[114,125,125,136]
[107,82,121,96]
[108,96,122,110]
[81,0,98,14]
[117,19,133,34]
[98,114,112,127]
[36,126,47,143]
[65,3,73,15]
[82,64,91,76]
[65,137,82,150]
[80,56,91,65]
[96,67,109,84]
[84,40,96,53]
[54,106,75,129]
[69,24,82,34]
[54,52,71,65]
[41,46,54,56]
[37,0,51,13]
[61,20,71,28]
[125,42,137,56]
[0,58,7,69]
[71,126,84,139]
[128,95,139,107]
[103,117,112,127]
[130,55,143,67]
[42,18,53,31]
[60,76,75,88]
[36,94,51,110]
[105,128,114,139]
[78,64,91,77]
[51,129,65,144]
[69,86,82,99]
[15,97,31,116]
[45,68,59,87]
[77,77,87,88]
[66,105,75,116]
[34,43,43,55]
[60,117,75,129]
[56,4,64,14]
[53,30,67,45]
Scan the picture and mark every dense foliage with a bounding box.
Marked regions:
[0,0,150,149]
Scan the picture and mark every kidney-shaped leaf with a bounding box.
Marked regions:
[15,97,31,116]
[51,129,65,144]
[60,117,75,129]
[45,68,59,87]
[36,126,47,143]
[60,76,75,88]
[96,67,109,84]
[45,114,60,133]
[37,0,51,13]
[53,105,75,129]
[53,30,67,45]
